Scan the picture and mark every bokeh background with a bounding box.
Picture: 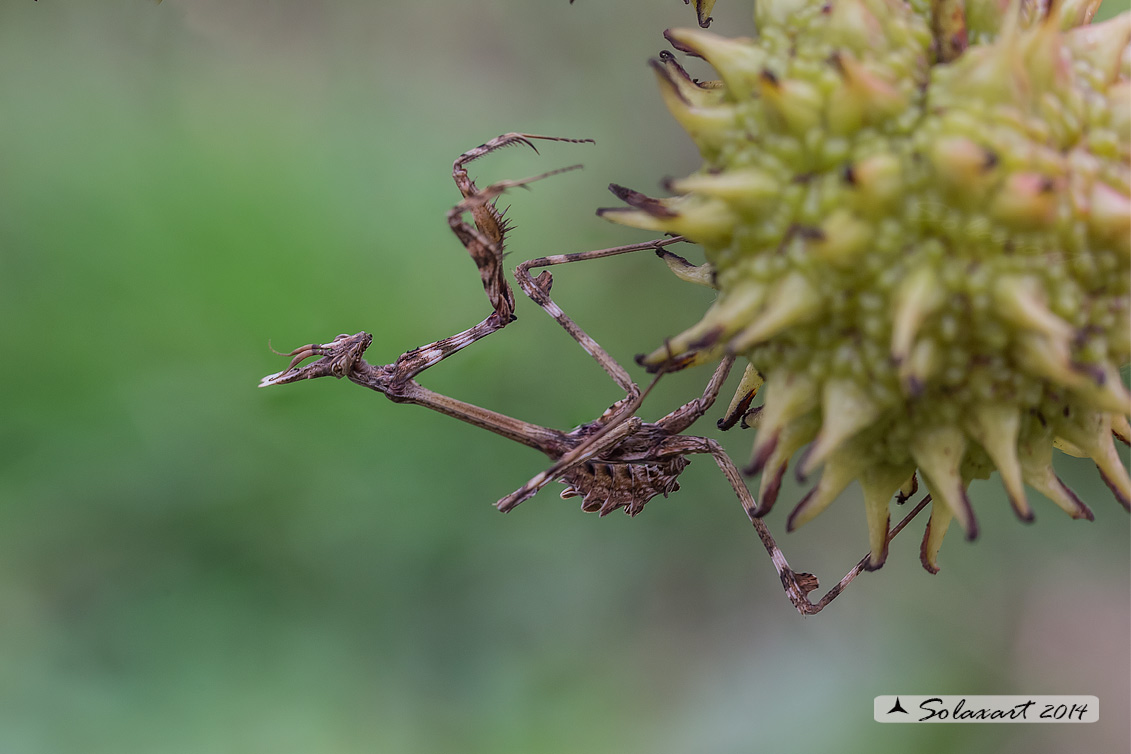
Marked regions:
[1,1,1128,752]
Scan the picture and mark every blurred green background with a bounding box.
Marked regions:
[1,1,1127,752]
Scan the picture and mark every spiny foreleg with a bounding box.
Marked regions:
[450,133,592,321]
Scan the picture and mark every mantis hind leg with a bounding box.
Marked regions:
[654,433,933,615]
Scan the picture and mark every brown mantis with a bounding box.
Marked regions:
[260,133,930,615]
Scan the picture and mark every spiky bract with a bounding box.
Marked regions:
[605,0,1130,571]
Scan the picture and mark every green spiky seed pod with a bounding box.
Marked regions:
[604,0,1130,572]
